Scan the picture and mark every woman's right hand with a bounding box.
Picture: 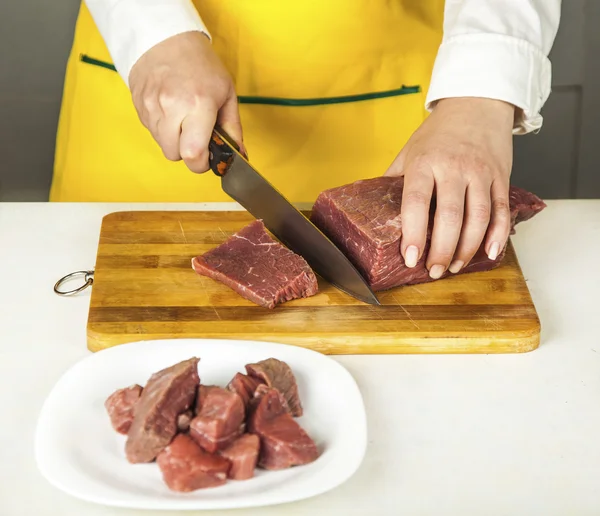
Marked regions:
[128,31,244,173]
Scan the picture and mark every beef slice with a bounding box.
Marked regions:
[125,357,199,463]
[190,386,245,453]
[191,219,318,309]
[246,358,302,417]
[157,434,230,492]
[104,384,143,435]
[310,176,546,291]
[219,434,261,480]
[248,388,318,470]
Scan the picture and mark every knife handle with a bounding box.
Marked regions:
[209,128,247,177]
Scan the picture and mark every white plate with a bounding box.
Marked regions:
[34,339,367,510]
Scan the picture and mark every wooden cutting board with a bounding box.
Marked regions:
[86,211,541,354]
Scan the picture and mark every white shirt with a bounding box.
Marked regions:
[84,0,562,135]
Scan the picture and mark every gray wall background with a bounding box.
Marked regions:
[0,1,596,201]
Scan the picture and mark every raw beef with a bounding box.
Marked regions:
[190,386,245,453]
[246,358,303,417]
[125,357,199,463]
[177,410,194,432]
[191,219,318,309]
[104,384,143,434]
[310,177,546,291]
[226,373,265,411]
[219,434,261,480]
[157,434,230,492]
[248,388,319,470]
[195,384,216,414]
[105,354,318,492]
[509,186,547,228]
[253,383,290,413]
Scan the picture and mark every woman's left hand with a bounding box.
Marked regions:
[385,97,515,278]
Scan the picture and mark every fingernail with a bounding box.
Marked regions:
[405,246,419,268]
[448,260,464,274]
[429,264,446,279]
[488,241,500,261]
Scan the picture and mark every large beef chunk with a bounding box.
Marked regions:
[104,384,143,435]
[226,373,265,412]
[310,177,546,291]
[125,357,199,463]
[509,186,547,227]
[248,388,318,470]
[157,434,230,492]
[191,219,318,309]
[190,386,245,453]
[246,358,302,417]
[219,434,261,480]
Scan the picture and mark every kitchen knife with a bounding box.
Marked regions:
[207,128,380,306]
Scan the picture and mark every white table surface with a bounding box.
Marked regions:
[1,200,600,516]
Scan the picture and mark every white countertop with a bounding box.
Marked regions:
[1,200,600,516]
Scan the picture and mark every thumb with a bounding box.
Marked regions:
[217,91,247,158]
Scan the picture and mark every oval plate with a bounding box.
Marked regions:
[34,339,367,510]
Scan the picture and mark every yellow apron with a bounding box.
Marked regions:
[50,1,444,203]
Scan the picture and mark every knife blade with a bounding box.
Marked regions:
[207,128,380,306]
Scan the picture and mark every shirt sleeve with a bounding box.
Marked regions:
[425,0,562,134]
[84,0,211,87]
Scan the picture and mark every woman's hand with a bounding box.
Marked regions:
[128,31,244,173]
[385,97,515,278]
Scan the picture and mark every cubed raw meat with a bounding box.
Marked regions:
[227,373,264,412]
[157,434,230,492]
[125,357,199,463]
[248,388,318,470]
[104,384,142,434]
[177,410,194,432]
[219,434,260,480]
[246,358,302,417]
[190,386,245,453]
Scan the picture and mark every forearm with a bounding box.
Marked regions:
[426,0,562,134]
[84,0,211,86]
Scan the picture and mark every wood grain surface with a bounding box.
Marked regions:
[86,211,541,354]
